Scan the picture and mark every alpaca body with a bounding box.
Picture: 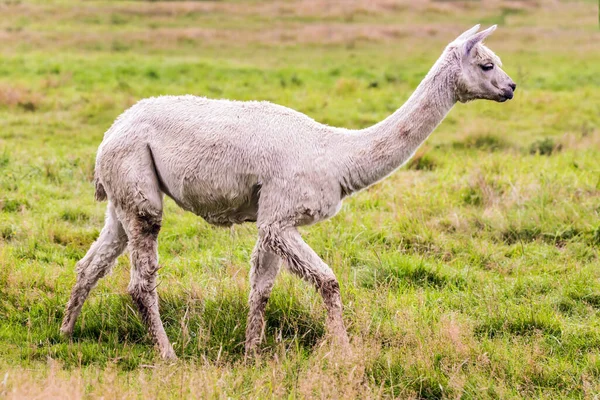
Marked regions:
[61,25,516,359]
[97,96,348,227]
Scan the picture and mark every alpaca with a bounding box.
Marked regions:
[60,25,515,360]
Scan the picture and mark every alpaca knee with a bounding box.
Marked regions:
[257,224,307,275]
[256,224,283,255]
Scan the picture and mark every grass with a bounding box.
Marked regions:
[0,0,599,398]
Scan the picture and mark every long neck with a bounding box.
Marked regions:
[337,55,457,196]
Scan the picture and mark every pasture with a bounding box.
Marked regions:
[0,0,599,398]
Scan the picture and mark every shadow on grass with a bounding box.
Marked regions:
[500,225,582,247]
[359,256,465,290]
[474,313,562,339]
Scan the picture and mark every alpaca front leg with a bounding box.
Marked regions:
[245,243,282,357]
[260,225,350,348]
[127,217,176,360]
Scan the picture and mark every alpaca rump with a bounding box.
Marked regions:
[61,24,515,359]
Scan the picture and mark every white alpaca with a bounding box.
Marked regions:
[61,25,515,359]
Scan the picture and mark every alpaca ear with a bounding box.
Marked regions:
[464,25,497,55]
[454,24,480,42]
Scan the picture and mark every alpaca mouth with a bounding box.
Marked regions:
[499,90,514,102]
[498,93,513,102]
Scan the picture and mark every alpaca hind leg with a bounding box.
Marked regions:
[61,203,128,335]
[118,208,176,360]
[99,141,174,359]
[245,242,282,357]
[260,224,349,348]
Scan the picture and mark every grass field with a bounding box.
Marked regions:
[0,0,599,398]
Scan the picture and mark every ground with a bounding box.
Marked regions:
[0,0,599,398]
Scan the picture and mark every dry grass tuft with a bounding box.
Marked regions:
[1,343,382,399]
[559,128,600,151]
[2,359,84,399]
[297,339,381,398]
[0,83,42,111]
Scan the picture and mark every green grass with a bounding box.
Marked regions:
[0,0,599,398]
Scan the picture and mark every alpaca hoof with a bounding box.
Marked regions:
[323,328,351,354]
[244,337,262,360]
[59,325,73,338]
[327,324,350,346]
[161,347,178,361]
[333,335,351,354]
[244,347,259,363]
[338,339,353,356]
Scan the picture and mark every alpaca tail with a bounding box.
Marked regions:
[94,173,107,201]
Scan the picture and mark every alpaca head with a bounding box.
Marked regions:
[447,25,516,103]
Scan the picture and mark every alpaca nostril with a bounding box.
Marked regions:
[509,82,516,91]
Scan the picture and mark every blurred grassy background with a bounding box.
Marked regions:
[0,0,599,398]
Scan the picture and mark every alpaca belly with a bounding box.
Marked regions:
[151,151,261,226]
[178,179,261,227]
[200,200,258,227]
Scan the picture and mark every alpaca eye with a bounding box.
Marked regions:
[480,63,494,71]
